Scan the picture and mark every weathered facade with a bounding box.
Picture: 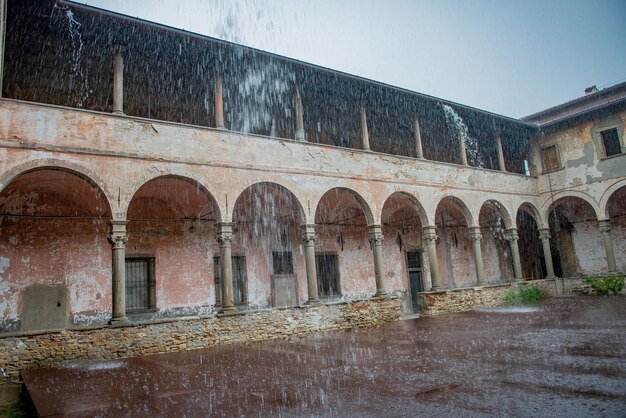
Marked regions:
[0,0,624,347]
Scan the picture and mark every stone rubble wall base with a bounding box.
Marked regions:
[417,278,579,318]
[0,298,400,383]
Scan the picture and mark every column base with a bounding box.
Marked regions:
[112,110,125,115]
[430,285,442,291]
[305,298,322,306]
[373,290,387,298]
[108,316,130,327]
[216,125,226,130]
[544,274,557,280]
[217,305,238,315]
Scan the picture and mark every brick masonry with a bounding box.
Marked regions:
[0,297,400,382]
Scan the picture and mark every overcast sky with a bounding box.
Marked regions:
[81,0,626,118]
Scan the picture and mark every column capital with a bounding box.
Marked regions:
[217,222,235,244]
[506,227,519,241]
[422,225,438,243]
[300,224,317,243]
[538,228,551,240]
[108,221,128,248]
[598,219,612,234]
[468,226,482,241]
[367,224,384,244]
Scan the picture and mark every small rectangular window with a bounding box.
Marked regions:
[315,253,340,298]
[541,145,560,173]
[601,128,621,157]
[214,255,247,305]
[272,251,294,275]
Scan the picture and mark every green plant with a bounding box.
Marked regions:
[505,284,541,304]
[584,276,624,295]
[0,400,28,418]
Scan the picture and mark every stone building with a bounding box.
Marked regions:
[0,0,624,335]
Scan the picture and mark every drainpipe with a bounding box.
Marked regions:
[112,54,124,114]
[0,0,7,97]
[214,72,225,129]
[496,134,506,172]
[414,117,424,159]
[360,104,370,151]
[294,88,305,141]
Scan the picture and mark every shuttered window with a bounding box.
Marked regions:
[601,128,621,157]
[541,145,560,173]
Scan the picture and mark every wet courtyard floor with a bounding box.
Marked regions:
[21,296,626,417]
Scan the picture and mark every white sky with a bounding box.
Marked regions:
[82,0,626,118]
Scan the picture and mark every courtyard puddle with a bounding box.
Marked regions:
[20,296,626,417]
[475,305,541,313]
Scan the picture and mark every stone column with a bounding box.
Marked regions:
[301,224,320,304]
[496,134,507,172]
[506,228,523,281]
[0,0,6,97]
[422,226,441,290]
[294,88,305,141]
[459,135,468,165]
[469,226,486,285]
[217,222,237,314]
[108,221,129,326]
[113,54,124,115]
[414,117,424,159]
[539,228,556,279]
[368,225,386,297]
[214,72,225,129]
[598,220,618,274]
[360,104,371,151]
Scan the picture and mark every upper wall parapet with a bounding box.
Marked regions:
[1,0,537,175]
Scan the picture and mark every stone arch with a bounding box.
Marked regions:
[517,201,543,228]
[381,191,429,226]
[545,193,603,278]
[479,199,513,229]
[435,196,474,227]
[232,181,306,225]
[600,179,626,219]
[314,187,375,226]
[0,163,115,330]
[0,159,113,217]
[125,174,221,222]
[543,191,601,222]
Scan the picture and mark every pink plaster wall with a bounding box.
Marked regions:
[126,220,215,310]
[316,225,376,296]
[0,218,111,328]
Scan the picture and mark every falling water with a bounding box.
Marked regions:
[64,9,83,74]
[442,104,484,167]
[61,7,90,107]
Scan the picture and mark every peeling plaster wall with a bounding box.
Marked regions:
[0,218,111,331]
[613,217,626,273]
[551,220,605,276]
[436,227,477,288]
[316,225,376,298]
[535,109,626,210]
[481,229,514,283]
[126,220,215,312]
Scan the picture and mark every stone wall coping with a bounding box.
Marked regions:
[0,296,397,340]
[417,282,516,295]
[0,98,536,179]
